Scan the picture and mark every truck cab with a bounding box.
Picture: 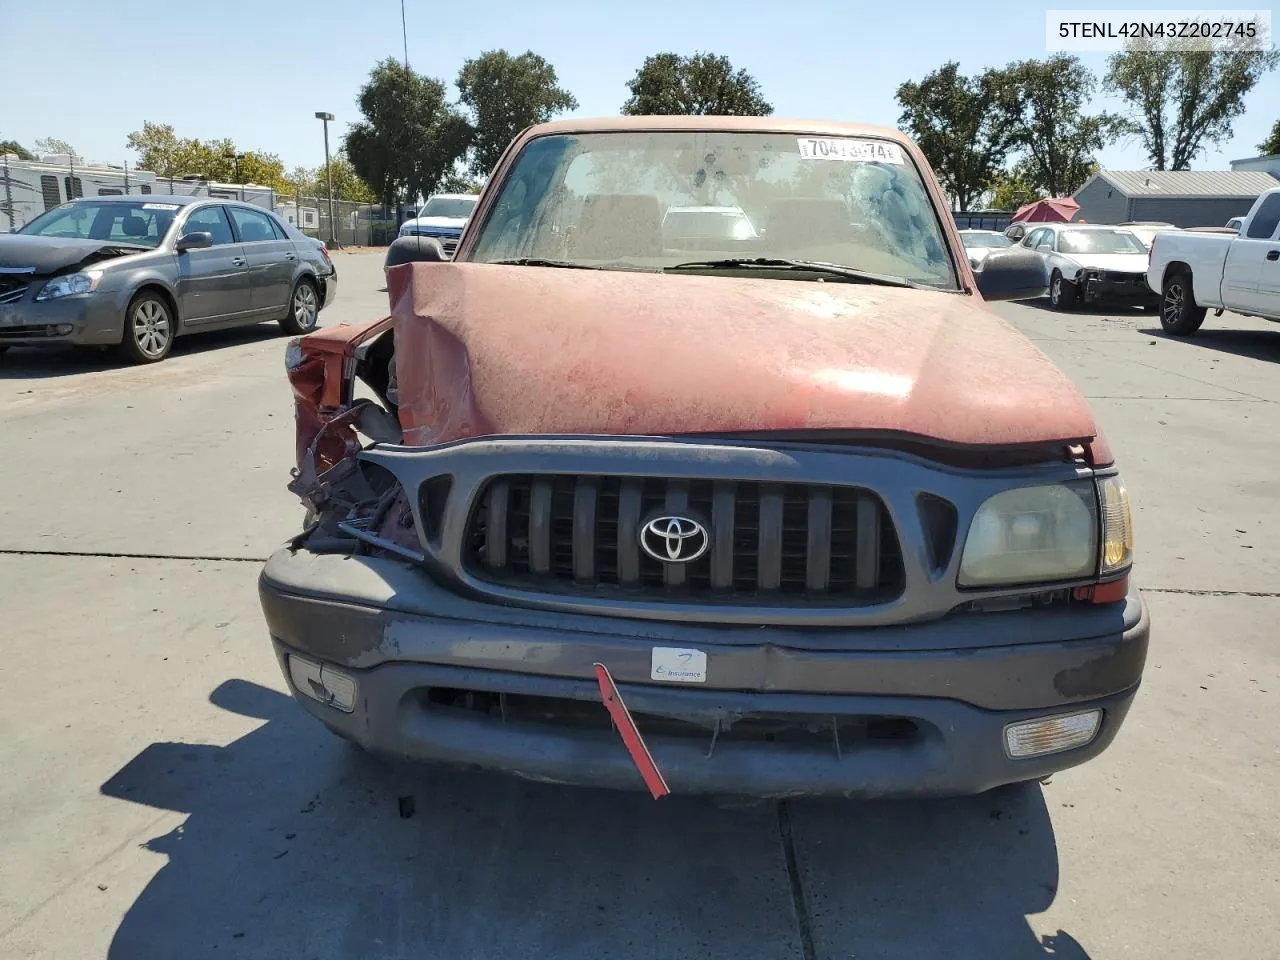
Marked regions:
[1146,187,1280,335]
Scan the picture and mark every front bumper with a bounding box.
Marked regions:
[0,293,124,347]
[1081,272,1158,306]
[259,548,1150,798]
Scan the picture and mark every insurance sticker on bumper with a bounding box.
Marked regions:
[650,647,707,683]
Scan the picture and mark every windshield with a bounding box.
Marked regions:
[421,196,478,219]
[960,232,1011,249]
[18,200,177,249]
[1057,229,1146,255]
[468,131,958,288]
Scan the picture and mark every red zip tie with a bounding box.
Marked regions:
[594,662,670,799]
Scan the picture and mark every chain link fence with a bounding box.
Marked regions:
[276,195,401,247]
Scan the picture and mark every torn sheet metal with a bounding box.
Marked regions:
[386,261,1098,449]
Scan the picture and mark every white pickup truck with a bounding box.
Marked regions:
[1146,186,1280,335]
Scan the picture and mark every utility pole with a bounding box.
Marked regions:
[401,0,409,68]
[315,112,338,249]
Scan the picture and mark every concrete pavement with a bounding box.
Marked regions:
[1,253,1276,959]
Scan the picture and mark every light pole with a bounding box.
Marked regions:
[314,111,338,249]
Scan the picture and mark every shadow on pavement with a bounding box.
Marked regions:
[1138,325,1280,364]
[101,679,1084,960]
[0,323,286,380]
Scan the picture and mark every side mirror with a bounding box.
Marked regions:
[384,235,447,268]
[975,249,1048,302]
[176,231,214,252]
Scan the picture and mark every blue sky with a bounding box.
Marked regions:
[3,0,1277,177]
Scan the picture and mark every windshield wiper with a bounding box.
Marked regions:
[487,257,653,272]
[664,258,934,290]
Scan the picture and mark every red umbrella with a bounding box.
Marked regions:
[1012,197,1081,223]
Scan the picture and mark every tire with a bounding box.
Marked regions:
[1160,271,1206,336]
[280,278,320,335]
[119,291,175,364]
[1049,271,1076,311]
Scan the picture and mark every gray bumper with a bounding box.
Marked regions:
[259,547,1150,798]
[0,293,124,347]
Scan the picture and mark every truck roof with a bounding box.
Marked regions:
[525,115,911,144]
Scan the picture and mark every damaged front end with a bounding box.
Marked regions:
[284,317,424,561]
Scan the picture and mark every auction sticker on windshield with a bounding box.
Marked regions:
[142,203,180,211]
[798,137,904,164]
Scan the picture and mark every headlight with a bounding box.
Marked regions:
[1097,474,1134,574]
[958,482,1098,587]
[35,270,104,301]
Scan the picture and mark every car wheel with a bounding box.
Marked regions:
[1049,272,1076,311]
[1160,272,1206,336]
[280,278,319,335]
[119,292,174,364]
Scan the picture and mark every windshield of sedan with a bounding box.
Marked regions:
[468,131,958,288]
[17,200,177,249]
[1057,229,1146,255]
[960,232,1011,248]
[421,196,478,219]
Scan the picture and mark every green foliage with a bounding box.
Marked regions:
[987,162,1047,211]
[1104,40,1280,170]
[456,50,577,177]
[125,122,293,192]
[345,58,470,206]
[621,53,772,117]
[33,136,77,158]
[896,62,1021,210]
[439,168,485,194]
[287,154,376,202]
[1003,55,1125,196]
[1257,116,1280,155]
[0,140,35,160]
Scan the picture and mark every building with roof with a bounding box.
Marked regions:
[1229,153,1280,178]
[1070,169,1279,228]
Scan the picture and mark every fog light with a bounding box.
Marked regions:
[288,655,356,713]
[54,324,74,335]
[1004,709,1101,759]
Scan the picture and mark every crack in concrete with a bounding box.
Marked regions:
[1141,587,1280,598]
[0,548,263,564]
[777,800,817,960]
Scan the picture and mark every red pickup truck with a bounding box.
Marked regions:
[259,116,1147,799]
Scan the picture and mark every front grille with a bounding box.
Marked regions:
[463,474,905,604]
[0,276,31,302]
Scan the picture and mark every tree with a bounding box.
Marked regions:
[621,53,772,116]
[456,50,577,177]
[439,168,485,194]
[1259,117,1280,154]
[896,62,1022,211]
[987,163,1046,211]
[0,140,35,160]
[1104,39,1280,170]
[287,154,377,202]
[125,121,292,192]
[1004,56,1125,196]
[33,136,78,158]
[346,58,469,206]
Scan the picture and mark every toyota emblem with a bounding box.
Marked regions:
[639,514,710,564]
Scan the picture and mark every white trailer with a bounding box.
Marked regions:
[1,155,277,231]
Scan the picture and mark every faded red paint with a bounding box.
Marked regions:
[288,318,392,475]
[388,262,1099,449]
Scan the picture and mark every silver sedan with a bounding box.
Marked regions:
[0,195,337,363]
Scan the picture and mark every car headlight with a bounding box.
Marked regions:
[958,481,1099,587]
[35,270,104,301]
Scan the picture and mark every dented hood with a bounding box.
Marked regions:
[0,233,149,274]
[388,262,1098,448]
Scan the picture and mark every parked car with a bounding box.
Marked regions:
[260,116,1146,800]
[394,193,479,260]
[1146,186,1280,335]
[0,195,336,363]
[1117,221,1181,252]
[1020,223,1158,311]
[1004,221,1030,242]
[958,228,1014,270]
